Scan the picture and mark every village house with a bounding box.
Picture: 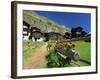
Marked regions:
[30,27,41,32]
[64,32,71,39]
[44,32,63,41]
[71,27,83,38]
[23,21,30,40]
[29,27,43,41]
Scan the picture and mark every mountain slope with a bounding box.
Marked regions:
[23,10,70,34]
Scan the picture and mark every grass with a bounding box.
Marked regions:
[23,40,45,61]
[73,41,91,61]
[73,41,91,66]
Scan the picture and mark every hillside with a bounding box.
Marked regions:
[23,10,70,35]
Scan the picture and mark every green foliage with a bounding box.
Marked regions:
[46,51,60,67]
[46,50,72,68]
[46,41,72,68]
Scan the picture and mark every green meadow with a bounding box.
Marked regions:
[73,41,91,66]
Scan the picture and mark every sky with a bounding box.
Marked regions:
[35,11,91,32]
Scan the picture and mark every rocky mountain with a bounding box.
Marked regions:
[23,10,70,35]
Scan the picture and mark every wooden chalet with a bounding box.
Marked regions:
[23,21,30,40]
[64,32,71,39]
[30,27,43,41]
[44,32,63,41]
[71,27,83,38]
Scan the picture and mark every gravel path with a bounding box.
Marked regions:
[23,43,48,69]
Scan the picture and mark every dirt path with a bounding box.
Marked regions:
[24,43,48,69]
